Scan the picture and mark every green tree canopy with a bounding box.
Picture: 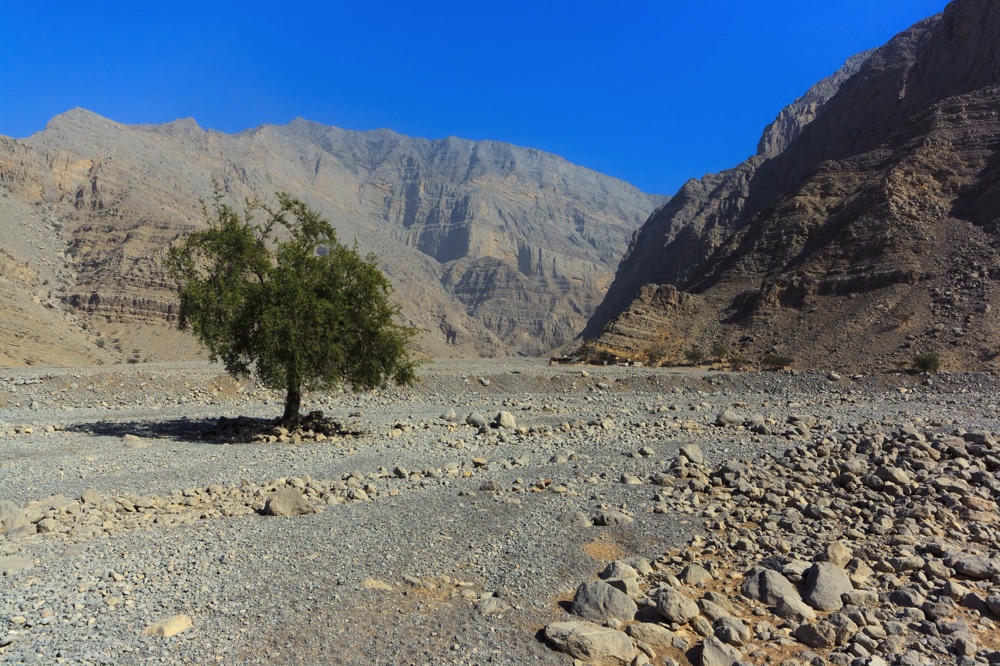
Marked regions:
[167,189,417,423]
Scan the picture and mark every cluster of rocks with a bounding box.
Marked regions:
[0,459,496,567]
[546,418,1000,665]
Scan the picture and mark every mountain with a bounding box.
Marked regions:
[0,111,663,365]
[584,0,1000,372]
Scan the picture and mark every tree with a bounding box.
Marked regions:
[167,189,418,424]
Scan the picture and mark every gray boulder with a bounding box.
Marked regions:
[700,634,742,666]
[803,562,853,612]
[657,587,700,625]
[544,621,637,665]
[466,412,488,428]
[570,580,638,623]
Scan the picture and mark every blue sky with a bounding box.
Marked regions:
[2,1,948,195]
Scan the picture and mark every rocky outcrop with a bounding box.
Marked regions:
[585,0,1000,371]
[0,111,663,364]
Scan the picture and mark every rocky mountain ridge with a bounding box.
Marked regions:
[585,0,1000,372]
[0,110,663,365]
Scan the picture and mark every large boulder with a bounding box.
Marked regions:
[544,621,637,666]
[657,587,700,625]
[570,580,638,623]
[803,562,853,612]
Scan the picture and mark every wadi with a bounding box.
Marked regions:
[3,1,1000,665]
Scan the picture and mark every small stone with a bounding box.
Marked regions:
[362,579,393,591]
[795,622,836,649]
[593,509,634,526]
[466,412,488,428]
[679,444,704,464]
[143,614,194,637]
[494,411,516,429]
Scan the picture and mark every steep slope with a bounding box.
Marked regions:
[0,112,662,365]
[586,0,1000,372]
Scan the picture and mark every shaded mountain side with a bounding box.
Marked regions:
[0,112,662,365]
[584,0,1000,372]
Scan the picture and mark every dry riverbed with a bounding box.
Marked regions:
[1,360,999,665]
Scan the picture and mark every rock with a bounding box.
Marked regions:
[985,594,1000,616]
[122,433,149,449]
[494,411,516,429]
[361,579,393,591]
[558,511,593,527]
[700,634,742,666]
[466,412,488,428]
[143,614,193,637]
[80,488,103,504]
[593,509,634,526]
[601,561,640,581]
[953,555,1000,579]
[679,564,713,586]
[657,587,700,625]
[679,444,704,465]
[626,622,675,649]
[742,568,800,608]
[824,541,852,568]
[714,616,751,646]
[570,580,638,623]
[795,622,836,649]
[475,596,510,616]
[716,410,743,427]
[262,488,316,517]
[544,621,637,666]
[803,562,853,612]
[0,556,33,576]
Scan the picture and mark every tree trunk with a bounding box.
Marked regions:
[282,379,301,425]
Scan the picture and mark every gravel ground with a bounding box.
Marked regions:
[0,360,997,665]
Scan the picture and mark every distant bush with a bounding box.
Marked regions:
[762,354,794,370]
[95,338,106,349]
[645,345,668,366]
[913,352,940,373]
[684,346,705,365]
[727,355,750,371]
[126,357,139,364]
[711,343,729,362]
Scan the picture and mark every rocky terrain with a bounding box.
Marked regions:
[584,0,1000,373]
[0,112,663,365]
[2,359,999,665]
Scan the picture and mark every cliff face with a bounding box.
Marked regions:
[0,112,662,364]
[587,0,1000,371]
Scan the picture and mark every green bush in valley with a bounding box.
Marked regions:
[762,354,794,370]
[711,343,729,361]
[684,346,706,365]
[727,355,750,371]
[167,187,418,424]
[912,352,940,373]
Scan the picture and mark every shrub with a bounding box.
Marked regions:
[645,345,668,366]
[762,354,794,370]
[913,352,940,373]
[727,355,750,371]
[711,343,729,362]
[684,346,705,365]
